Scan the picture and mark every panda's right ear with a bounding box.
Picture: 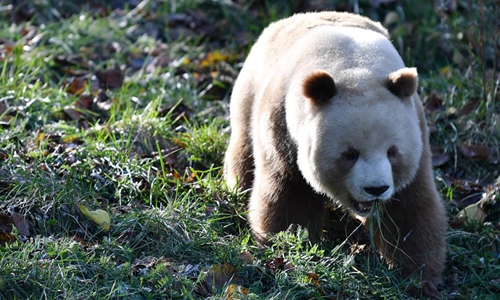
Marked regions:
[302,70,336,103]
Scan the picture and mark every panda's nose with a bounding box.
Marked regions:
[364,185,389,197]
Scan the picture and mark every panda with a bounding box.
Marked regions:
[224,11,447,284]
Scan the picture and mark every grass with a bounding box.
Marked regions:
[0,0,499,299]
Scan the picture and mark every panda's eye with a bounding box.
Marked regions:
[387,146,398,158]
[342,148,360,161]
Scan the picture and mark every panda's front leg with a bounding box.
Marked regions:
[370,180,447,285]
[248,168,327,244]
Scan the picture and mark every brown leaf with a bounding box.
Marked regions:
[431,146,450,167]
[66,77,87,95]
[238,251,254,265]
[0,213,13,233]
[11,212,30,236]
[267,257,285,269]
[172,171,182,180]
[307,272,328,296]
[95,68,124,89]
[432,153,450,167]
[184,171,196,183]
[460,143,491,160]
[73,236,90,247]
[307,272,320,286]
[424,94,444,113]
[76,94,94,110]
[0,232,16,246]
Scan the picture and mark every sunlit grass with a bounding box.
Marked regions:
[0,0,499,299]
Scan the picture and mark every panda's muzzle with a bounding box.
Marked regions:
[353,201,374,215]
[353,185,390,215]
[364,185,389,197]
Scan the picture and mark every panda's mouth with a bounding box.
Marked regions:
[353,201,374,215]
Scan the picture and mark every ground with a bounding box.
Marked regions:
[0,0,499,299]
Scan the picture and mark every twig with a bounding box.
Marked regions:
[467,0,476,99]
[493,0,499,101]
[478,0,486,104]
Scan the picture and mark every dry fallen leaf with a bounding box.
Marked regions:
[224,284,249,300]
[0,213,13,233]
[205,262,238,291]
[452,200,487,227]
[78,204,111,231]
[238,251,254,265]
[11,212,30,236]
[0,232,16,246]
[307,272,321,287]
[266,257,294,271]
[66,77,87,95]
[73,235,90,247]
[95,68,124,89]
[431,146,450,167]
[460,143,492,161]
[424,94,443,113]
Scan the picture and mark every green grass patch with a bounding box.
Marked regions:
[0,0,499,299]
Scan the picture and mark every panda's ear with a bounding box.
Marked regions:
[303,70,336,103]
[386,68,418,98]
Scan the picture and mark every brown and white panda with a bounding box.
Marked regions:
[224,11,447,285]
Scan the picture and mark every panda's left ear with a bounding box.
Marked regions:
[303,70,337,103]
[386,67,418,98]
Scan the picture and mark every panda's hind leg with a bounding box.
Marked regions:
[224,83,255,191]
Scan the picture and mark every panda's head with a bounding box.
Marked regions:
[292,68,423,217]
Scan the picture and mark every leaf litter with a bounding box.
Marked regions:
[0,210,31,246]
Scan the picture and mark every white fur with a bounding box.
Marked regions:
[283,26,423,213]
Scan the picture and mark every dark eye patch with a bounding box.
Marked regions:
[342,148,360,161]
[387,145,398,158]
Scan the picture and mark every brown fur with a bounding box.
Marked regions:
[302,70,337,102]
[224,12,447,284]
[386,68,418,98]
